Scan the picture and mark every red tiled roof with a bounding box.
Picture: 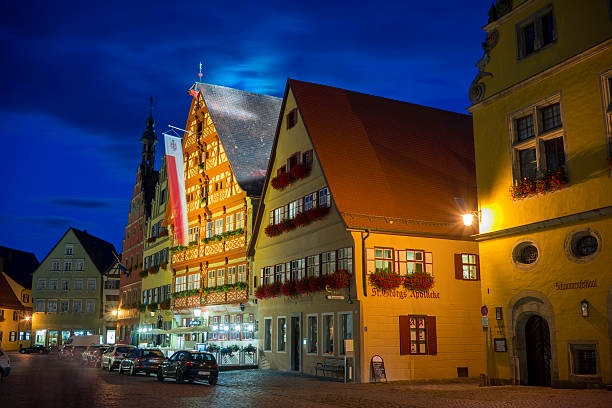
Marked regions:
[0,273,24,310]
[290,79,478,236]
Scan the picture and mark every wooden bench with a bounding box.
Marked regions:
[315,357,345,377]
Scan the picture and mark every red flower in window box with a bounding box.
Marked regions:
[280,280,297,296]
[289,163,309,180]
[324,269,351,290]
[271,172,293,190]
[404,271,434,292]
[308,276,325,292]
[510,167,567,200]
[264,224,282,237]
[369,269,403,290]
[255,286,266,299]
[295,278,312,294]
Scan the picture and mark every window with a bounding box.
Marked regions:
[304,192,317,211]
[399,315,437,355]
[339,313,353,355]
[262,266,273,285]
[263,318,272,351]
[375,248,393,271]
[65,244,74,255]
[37,279,47,290]
[322,314,334,354]
[9,331,16,342]
[215,219,224,235]
[160,189,166,204]
[51,260,60,271]
[49,279,58,290]
[60,300,69,313]
[455,254,480,280]
[22,294,29,303]
[187,273,200,290]
[12,311,18,321]
[511,97,565,181]
[570,343,598,375]
[289,259,305,281]
[36,300,45,312]
[600,69,612,161]
[175,275,187,292]
[319,187,331,207]
[302,150,313,170]
[48,300,57,313]
[288,199,303,219]
[277,317,286,352]
[74,279,83,290]
[87,279,96,290]
[227,266,236,284]
[401,250,433,275]
[61,279,69,291]
[226,214,234,232]
[337,247,353,273]
[73,300,82,313]
[206,221,213,238]
[321,251,336,275]
[272,264,284,283]
[516,4,557,60]
[217,268,225,286]
[512,241,540,267]
[64,260,72,271]
[307,314,318,354]
[75,259,84,271]
[306,255,319,277]
[237,264,247,283]
[207,270,216,288]
[286,108,298,129]
[235,212,244,230]
[86,300,95,313]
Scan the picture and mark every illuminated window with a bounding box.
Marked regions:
[175,275,187,292]
[321,251,336,275]
[237,264,247,283]
[215,219,223,235]
[226,214,234,232]
[455,254,480,280]
[217,268,225,286]
[337,247,353,273]
[306,255,319,277]
[374,248,393,271]
[235,212,244,229]
[227,266,236,284]
[207,270,216,288]
[274,264,285,283]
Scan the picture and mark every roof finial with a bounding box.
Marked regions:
[198,61,203,81]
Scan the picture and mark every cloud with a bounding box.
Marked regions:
[49,198,112,209]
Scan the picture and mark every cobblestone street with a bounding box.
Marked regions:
[2,353,611,408]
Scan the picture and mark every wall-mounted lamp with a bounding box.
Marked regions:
[193,308,202,317]
[462,211,481,226]
[580,299,589,317]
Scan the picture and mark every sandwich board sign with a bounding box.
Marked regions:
[371,354,387,383]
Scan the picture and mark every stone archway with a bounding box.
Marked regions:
[507,290,557,386]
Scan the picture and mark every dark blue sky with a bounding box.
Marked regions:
[1,0,489,261]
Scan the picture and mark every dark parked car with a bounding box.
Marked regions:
[157,351,218,385]
[19,345,49,354]
[119,348,165,376]
[81,345,108,366]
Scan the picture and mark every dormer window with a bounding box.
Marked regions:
[516,4,557,60]
[286,108,298,129]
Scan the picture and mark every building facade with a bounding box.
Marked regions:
[165,82,280,353]
[0,247,37,350]
[118,103,159,345]
[249,79,485,382]
[139,156,172,347]
[31,228,116,346]
[469,0,612,387]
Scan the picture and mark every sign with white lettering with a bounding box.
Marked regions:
[481,316,489,327]
[371,355,387,383]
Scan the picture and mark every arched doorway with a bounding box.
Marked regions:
[525,315,551,386]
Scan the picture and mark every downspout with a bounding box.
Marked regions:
[361,230,370,297]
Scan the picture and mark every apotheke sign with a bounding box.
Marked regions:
[371,288,440,299]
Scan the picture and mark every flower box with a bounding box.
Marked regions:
[404,271,434,292]
[369,269,403,290]
[270,164,310,190]
[256,270,351,299]
[510,168,567,200]
[264,206,330,237]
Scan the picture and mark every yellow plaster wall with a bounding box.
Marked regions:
[353,232,485,382]
[482,0,612,99]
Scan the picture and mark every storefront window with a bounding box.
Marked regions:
[263,318,272,351]
[339,313,353,355]
[277,317,286,352]
[307,315,318,354]
[323,314,334,354]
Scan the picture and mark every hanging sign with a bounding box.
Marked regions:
[370,354,387,383]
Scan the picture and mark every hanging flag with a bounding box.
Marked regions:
[164,133,188,246]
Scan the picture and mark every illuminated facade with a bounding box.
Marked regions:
[166,83,280,352]
[249,79,485,382]
[469,0,612,387]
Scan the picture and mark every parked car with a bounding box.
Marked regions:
[81,345,108,366]
[100,345,136,371]
[119,348,165,376]
[0,348,10,380]
[69,345,88,361]
[57,344,72,360]
[19,345,49,354]
[92,346,111,368]
[157,351,218,385]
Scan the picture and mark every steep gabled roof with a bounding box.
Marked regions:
[289,79,477,236]
[0,273,24,310]
[193,83,282,196]
[249,79,478,254]
[72,228,117,273]
[0,246,39,289]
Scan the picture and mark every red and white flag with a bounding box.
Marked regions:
[164,134,188,246]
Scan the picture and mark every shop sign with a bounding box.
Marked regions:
[371,287,440,299]
[554,279,597,290]
[188,320,202,326]
[494,338,507,352]
[370,355,387,383]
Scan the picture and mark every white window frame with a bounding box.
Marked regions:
[235,211,244,229]
[63,260,72,271]
[60,300,69,313]
[263,317,273,352]
[277,316,287,353]
[60,279,70,291]
[306,314,318,355]
[49,279,58,290]
[175,275,187,292]
[65,244,74,255]
[87,278,96,291]
[225,214,234,232]
[207,270,216,288]
[206,221,214,238]
[507,93,566,182]
[237,264,246,283]
[217,268,225,286]
[215,219,224,235]
[227,266,236,284]
[74,279,83,290]
[73,300,82,313]
[48,300,57,313]
[36,300,45,312]
[37,279,47,290]
[86,299,95,313]
[51,259,60,271]
[75,259,84,271]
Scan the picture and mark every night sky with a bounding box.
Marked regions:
[1,0,489,261]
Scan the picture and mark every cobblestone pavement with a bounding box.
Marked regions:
[2,352,611,408]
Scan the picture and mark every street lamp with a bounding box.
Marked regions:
[462,211,481,226]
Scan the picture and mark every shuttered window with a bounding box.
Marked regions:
[286,108,298,129]
[454,254,480,280]
[399,315,437,355]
